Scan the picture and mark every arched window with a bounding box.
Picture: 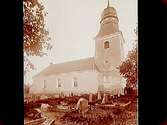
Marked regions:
[43,80,46,89]
[58,78,61,88]
[104,41,109,49]
[73,77,78,87]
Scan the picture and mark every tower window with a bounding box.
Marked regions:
[73,77,78,87]
[58,78,61,88]
[104,41,109,49]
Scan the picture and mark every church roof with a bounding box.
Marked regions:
[34,57,98,78]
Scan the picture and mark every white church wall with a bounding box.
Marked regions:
[108,34,122,67]
[30,76,45,94]
[95,32,123,72]
[56,70,99,94]
[43,75,59,93]
[97,70,126,95]
[30,70,99,95]
[74,70,98,94]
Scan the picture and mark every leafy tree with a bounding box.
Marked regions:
[24,84,30,94]
[119,47,137,88]
[23,0,51,57]
[24,55,35,75]
[23,0,52,75]
[119,25,138,89]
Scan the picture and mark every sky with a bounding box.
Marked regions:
[25,0,138,84]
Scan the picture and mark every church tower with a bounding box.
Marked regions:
[95,0,125,94]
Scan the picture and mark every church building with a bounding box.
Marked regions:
[30,1,126,96]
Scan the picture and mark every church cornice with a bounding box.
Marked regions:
[94,31,123,41]
[100,15,118,24]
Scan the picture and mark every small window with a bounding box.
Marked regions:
[73,77,78,87]
[43,80,46,89]
[104,41,109,49]
[58,79,61,88]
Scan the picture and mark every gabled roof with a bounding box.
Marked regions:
[34,57,98,78]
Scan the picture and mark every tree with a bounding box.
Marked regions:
[24,84,30,94]
[119,25,138,89]
[119,47,137,88]
[23,0,51,57]
[24,55,35,75]
[23,0,52,75]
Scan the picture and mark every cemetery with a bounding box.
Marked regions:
[24,91,137,125]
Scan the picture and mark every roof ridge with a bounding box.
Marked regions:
[50,57,94,66]
[33,57,96,78]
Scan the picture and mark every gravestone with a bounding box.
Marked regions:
[40,95,48,100]
[54,94,59,98]
[41,103,50,111]
[76,98,89,114]
[101,93,108,104]
[97,92,101,100]
[89,93,93,102]
[102,97,105,104]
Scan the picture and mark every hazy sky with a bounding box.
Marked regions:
[25,0,138,84]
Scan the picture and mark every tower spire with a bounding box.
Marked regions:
[107,0,110,7]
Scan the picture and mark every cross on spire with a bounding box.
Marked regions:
[107,0,110,7]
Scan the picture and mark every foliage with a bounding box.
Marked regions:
[23,0,52,75]
[24,84,30,94]
[119,26,138,88]
[24,55,35,75]
[119,47,137,88]
[23,0,51,57]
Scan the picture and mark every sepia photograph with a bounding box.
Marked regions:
[24,0,138,124]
